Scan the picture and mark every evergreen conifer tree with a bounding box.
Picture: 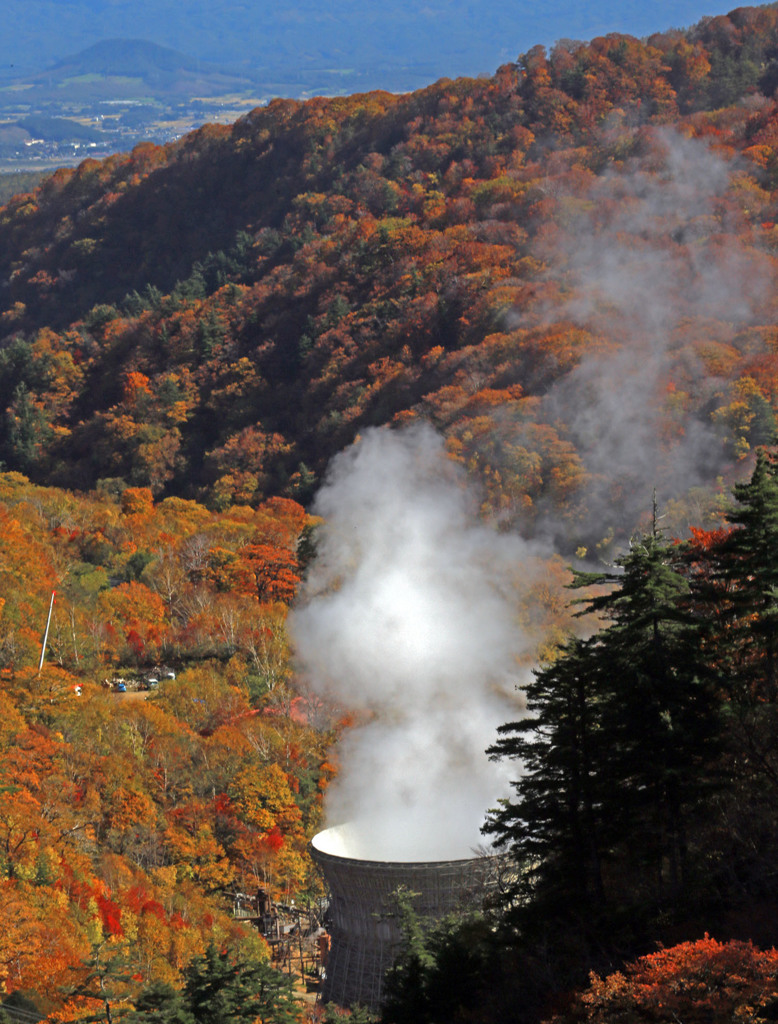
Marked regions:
[485,521,724,959]
[125,981,194,1024]
[714,447,778,701]
[573,528,722,907]
[484,635,607,920]
[182,943,300,1024]
[683,448,778,909]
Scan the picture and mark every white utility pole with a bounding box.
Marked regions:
[38,590,56,674]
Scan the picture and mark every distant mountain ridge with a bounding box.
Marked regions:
[49,39,222,79]
[0,0,744,93]
[0,37,265,159]
[24,38,257,99]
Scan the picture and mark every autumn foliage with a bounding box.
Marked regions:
[0,7,777,550]
[548,937,778,1023]
[0,474,332,1017]
[4,5,778,1020]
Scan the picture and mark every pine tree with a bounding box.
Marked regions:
[714,447,778,701]
[484,635,607,920]
[124,946,301,1024]
[572,528,723,907]
[125,981,193,1024]
[381,891,496,1024]
[183,943,300,1024]
[683,448,778,905]
[61,943,138,1024]
[485,522,724,958]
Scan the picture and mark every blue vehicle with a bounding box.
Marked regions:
[116,682,127,693]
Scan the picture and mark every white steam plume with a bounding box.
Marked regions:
[291,423,533,861]
[531,127,775,543]
[291,130,774,861]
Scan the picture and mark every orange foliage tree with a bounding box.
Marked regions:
[548,937,778,1023]
[233,544,301,605]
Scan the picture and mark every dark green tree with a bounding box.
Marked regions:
[572,528,723,908]
[381,891,498,1024]
[182,943,300,1024]
[6,382,52,475]
[2,991,43,1023]
[681,448,778,912]
[61,943,138,1024]
[713,447,778,701]
[485,522,724,963]
[320,1004,377,1024]
[123,946,301,1024]
[124,981,193,1024]
[483,635,607,923]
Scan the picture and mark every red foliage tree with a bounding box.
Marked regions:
[549,936,778,1023]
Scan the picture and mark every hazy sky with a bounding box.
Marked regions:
[3,0,742,85]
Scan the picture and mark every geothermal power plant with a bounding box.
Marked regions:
[310,826,498,1010]
[295,430,521,1009]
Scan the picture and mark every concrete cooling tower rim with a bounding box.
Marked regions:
[311,824,488,864]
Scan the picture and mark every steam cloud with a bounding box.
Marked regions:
[291,423,533,860]
[293,129,775,862]
[532,127,775,542]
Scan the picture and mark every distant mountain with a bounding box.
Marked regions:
[0,38,265,157]
[19,39,258,101]
[0,0,744,93]
[49,39,218,79]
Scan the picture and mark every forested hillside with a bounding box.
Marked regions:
[5,5,778,1022]
[1,6,778,551]
[0,475,335,1018]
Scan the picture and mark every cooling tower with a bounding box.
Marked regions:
[310,825,497,1011]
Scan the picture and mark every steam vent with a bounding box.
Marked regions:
[310,826,498,1010]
